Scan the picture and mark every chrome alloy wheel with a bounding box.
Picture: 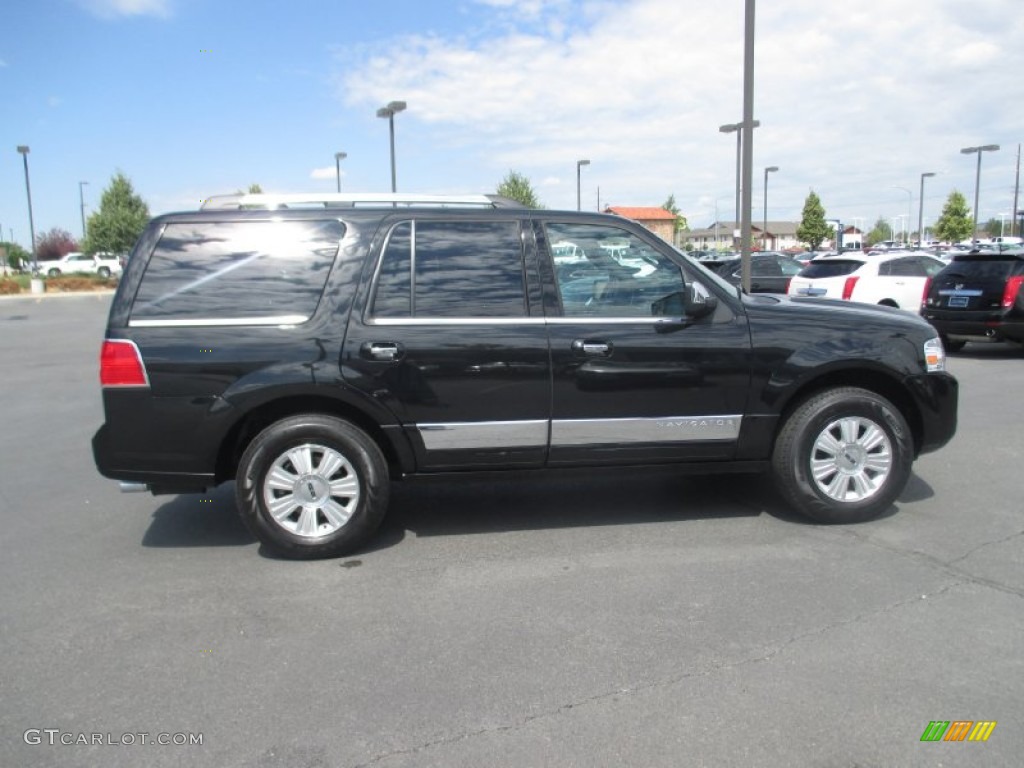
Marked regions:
[809,416,893,503]
[262,443,361,538]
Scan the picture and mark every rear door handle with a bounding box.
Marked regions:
[571,339,612,357]
[361,342,404,361]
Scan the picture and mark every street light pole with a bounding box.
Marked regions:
[334,152,347,193]
[376,101,407,193]
[918,172,936,247]
[961,144,1000,243]
[16,146,37,268]
[576,159,590,211]
[79,181,89,239]
[719,119,760,242]
[893,186,912,245]
[763,166,778,249]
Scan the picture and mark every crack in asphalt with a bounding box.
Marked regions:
[828,526,1024,599]
[349,581,965,768]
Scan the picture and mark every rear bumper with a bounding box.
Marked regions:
[92,424,215,495]
[905,372,958,456]
[923,312,1024,343]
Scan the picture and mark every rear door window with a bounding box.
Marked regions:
[799,259,863,279]
[369,220,527,319]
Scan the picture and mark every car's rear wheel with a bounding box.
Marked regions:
[772,387,913,524]
[47,268,60,278]
[97,266,111,278]
[236,415,389,559]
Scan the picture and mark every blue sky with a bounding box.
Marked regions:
[3,0,1024,247]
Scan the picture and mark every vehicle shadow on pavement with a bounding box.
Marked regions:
[380,468,772,544]
[137,469,932,555]
[141,483,255,549]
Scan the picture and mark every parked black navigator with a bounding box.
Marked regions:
[93,193,959,559]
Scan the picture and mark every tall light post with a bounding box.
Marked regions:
[376,100,407,193]
[762,166,778,249]
[79,180,89,239]
[334,152,347,193]
[961,144,999,243]
[719,119,760,240]
[918,172,936,247]
[576,159,590,211]
[893,186,912,245]
[17,146,37,268]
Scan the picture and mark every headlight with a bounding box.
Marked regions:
[924,337,946,372]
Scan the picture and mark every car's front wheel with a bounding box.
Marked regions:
[97,266,111,278]
[772,387,913,524]
[236,415,389,559]
[47,268,60,278]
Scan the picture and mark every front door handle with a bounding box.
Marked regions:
[361,342,404,361]
[571,339,612,357]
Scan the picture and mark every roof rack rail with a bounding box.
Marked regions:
[199,193,525,210]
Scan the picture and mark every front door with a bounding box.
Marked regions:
[536,219,752,466]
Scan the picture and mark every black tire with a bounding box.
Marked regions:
[97,266,111,278]
[771,387,913,524]
[236,415,389,559]
[47,268,60,278]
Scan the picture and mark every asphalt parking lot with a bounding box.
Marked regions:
[1,292,1021,768]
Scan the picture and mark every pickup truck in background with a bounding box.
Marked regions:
[42,251,123,278]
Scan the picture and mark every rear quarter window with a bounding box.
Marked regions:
[131,220,343,322]
[799,259,863,279]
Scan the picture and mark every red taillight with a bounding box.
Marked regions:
[1002,275,1024,308]
[842,276,859,301]
[783,277,792,294]
[921,277,932,308]
[100,340,149,387]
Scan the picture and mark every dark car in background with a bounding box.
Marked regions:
[707,252,804,293]
[921,250,1024,350]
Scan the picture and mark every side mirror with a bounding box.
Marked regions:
[684,280,718,318]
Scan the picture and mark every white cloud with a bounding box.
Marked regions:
[77,0,171,19]
[310,166,342,180]
[339,0,1024,223]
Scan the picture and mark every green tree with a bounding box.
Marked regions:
[866,217,893,246]
[661,194,689,234]
[1,241,31,272]
[237,183,263,194]
[83,172,150,255]
[796,190,831,251]
[934,191,973,244]
[496,170,541,209]
[982,217,1002,239]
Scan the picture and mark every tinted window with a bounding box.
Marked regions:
[799,259,863,279]
[370,220,526,319]
[886,257,925,277]
[545,222,685,317]
[132,220,342,321]
[944,256,1024,280]
[778,258,803,276]
[371,222,412,317]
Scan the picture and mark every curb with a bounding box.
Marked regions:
[0,289,116,302]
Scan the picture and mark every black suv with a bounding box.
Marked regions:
[93,193,958,559]
[921,249,1024,350]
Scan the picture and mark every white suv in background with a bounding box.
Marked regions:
[788,252,946,310]
[42,251,123,278]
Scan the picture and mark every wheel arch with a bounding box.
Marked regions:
[774,368,924,456]
[214,394,411,485]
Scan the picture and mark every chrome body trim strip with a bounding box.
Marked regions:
[414,416,742,450]
[129,315,308,328]
[416,420,548,450]
[551,415,742,446]
[370,317,545,326]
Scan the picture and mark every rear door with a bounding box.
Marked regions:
[342,216,551,471]
[536,218,752,466]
